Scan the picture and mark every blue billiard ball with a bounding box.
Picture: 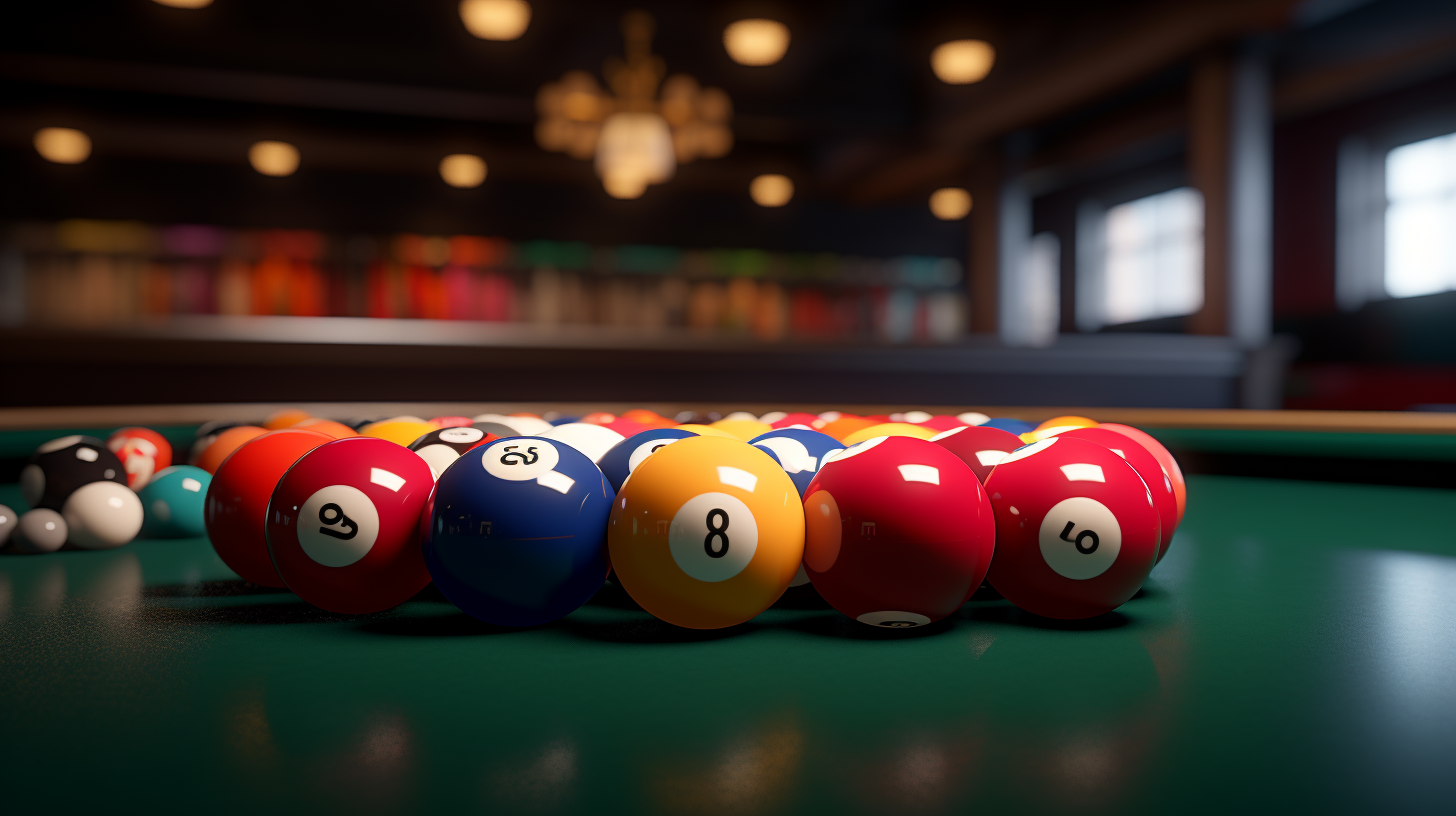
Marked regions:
[982,417,1035,435]
[596,428,699,491]
[748,427,844,498]
[424,437,615,627]
[138,465,211,538]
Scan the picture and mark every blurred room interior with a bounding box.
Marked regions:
[3,0,1456,411]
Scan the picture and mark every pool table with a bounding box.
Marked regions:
[3,406,1456,814]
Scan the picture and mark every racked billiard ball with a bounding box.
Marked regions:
[266,437,434,614]
[194,425,267,474]
[62,480,144,550]
[748,427,843,498]
[803,436,994,627]
[409,426,496,480]
[0,503,15,548]
[1097,423,1187,531]
[597,427,700,492]
[205,428,332,587]
[21,435,127,511]
[138,465,211,539]
[608,435,803,629]
[538,422,624,463]
[13,508,68,554]
[1054,426,1179,562]
[983,436,1160,619]
[425,436,614,626]
[930,424,1026,484]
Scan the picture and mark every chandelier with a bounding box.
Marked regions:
[535,10,733,199]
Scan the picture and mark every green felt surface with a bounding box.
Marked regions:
[3,475,1456,814]
[1145,427,1456,460]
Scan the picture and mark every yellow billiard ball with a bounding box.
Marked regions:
[839,422,938,446]
[608,435,804,629]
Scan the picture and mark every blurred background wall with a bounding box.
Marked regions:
[2,0,1454,409]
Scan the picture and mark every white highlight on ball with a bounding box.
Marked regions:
[975,450,1009,467]
[370,468,408,492]
[998,437,1057,465]
[716,466,758,492]
[536,470,576,495]
[897,464,940,484]
[1059,463,1106,483]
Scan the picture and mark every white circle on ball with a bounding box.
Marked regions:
[439,427,484,445]
[1038,496,1122,580]
[627,437,681,474]
[668,492,758,583]
[297,484,379,568]
[857,610,932,628]
[481,439,561,481]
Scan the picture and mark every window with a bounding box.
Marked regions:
[1385,131,1456,298]
[1076,187,1204,330]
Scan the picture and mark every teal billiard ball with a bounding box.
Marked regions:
[139,465,211,538]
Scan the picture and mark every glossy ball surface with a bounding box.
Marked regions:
[106,427,173,490]
[359,419,439,448]
[0,503,14,547]
[981,417,1034,436]
[292,418,359,439]
[205,429,331,587]
[803,436,994,628]
[263,408,312,430]
[1056,427,1179,561]
[930,424,1026,484]
[267,437,434,614]
[708,418,772,442]
[1098,423,1187,529]
[62,480,144,550]
[597,428,699,492]
[138,465,211,538]
[608,435,803,629]
[767,412,819,429]
[538,422,624,463]
[1028,415,1099,442]
[21,435,127,511]
[14,508,67,554]
[840,422,938,446]
[984,436,1160,619]
[408,426,496,480]
[748,428,844,498]
[195,425,268,474]
[425,437,614,626]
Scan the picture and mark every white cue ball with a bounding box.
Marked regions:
[61,481,144,550]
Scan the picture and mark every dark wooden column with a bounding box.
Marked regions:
[1188,51,1232,337]
[968,149,1001,334]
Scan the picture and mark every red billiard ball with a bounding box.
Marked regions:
[1054,426,1179,563]
[106,427,173,490]
[983,436,1160,619]
[803,436,995,628]
[204,428,332,587]
[930,424,1026,484]
[1097,423,1187,532]
[265,437,434,614]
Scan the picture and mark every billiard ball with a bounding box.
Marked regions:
[473,413,553,435]
[579,411,618,425]
[292,418,359,439]
[1054,426,1179,562]
[106,427,173,490]
[266,437,434,614]
[803,436,994,628]
[409,426,496,479]
[930,424,1026,483]
[981,417,1035,435]
[767,412,819,429]
[820,416,879,441]
[430,415,473,428]
[21,435,127,511]
[13,508,68,554]
[709,418,772,441]
[597,428,700,491]
[673,424,739,439]
[472,420,519,438]
[957,412,990,426]
[60,480,144,549]
[195,425,268,474]
[603,418,650,438]
[748,427,844,498]
[983,436,1160,619]
[358,419,438,448]
[0,503,14,547]
[916,415,966,432]
[138,465,211,538]
[608,435,803,629]
[205,428,332,587]
[263,408,312,430]
[424,436,615,626]
[840,422,938,446]
[1027,415,1098,442]
[1097,423,1187,530]
[538,422,625,463]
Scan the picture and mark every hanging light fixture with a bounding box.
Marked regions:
[536,11,733,199]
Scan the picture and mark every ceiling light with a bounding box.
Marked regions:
[750,174,794,207]
[723,19,790,66]
[440,154,488,188]
[460,0,531,41]
[931,39,995,85]
[929,188,972,220]
[249,141,299,177]
[152,0,213,7]
[34,127,92,164]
